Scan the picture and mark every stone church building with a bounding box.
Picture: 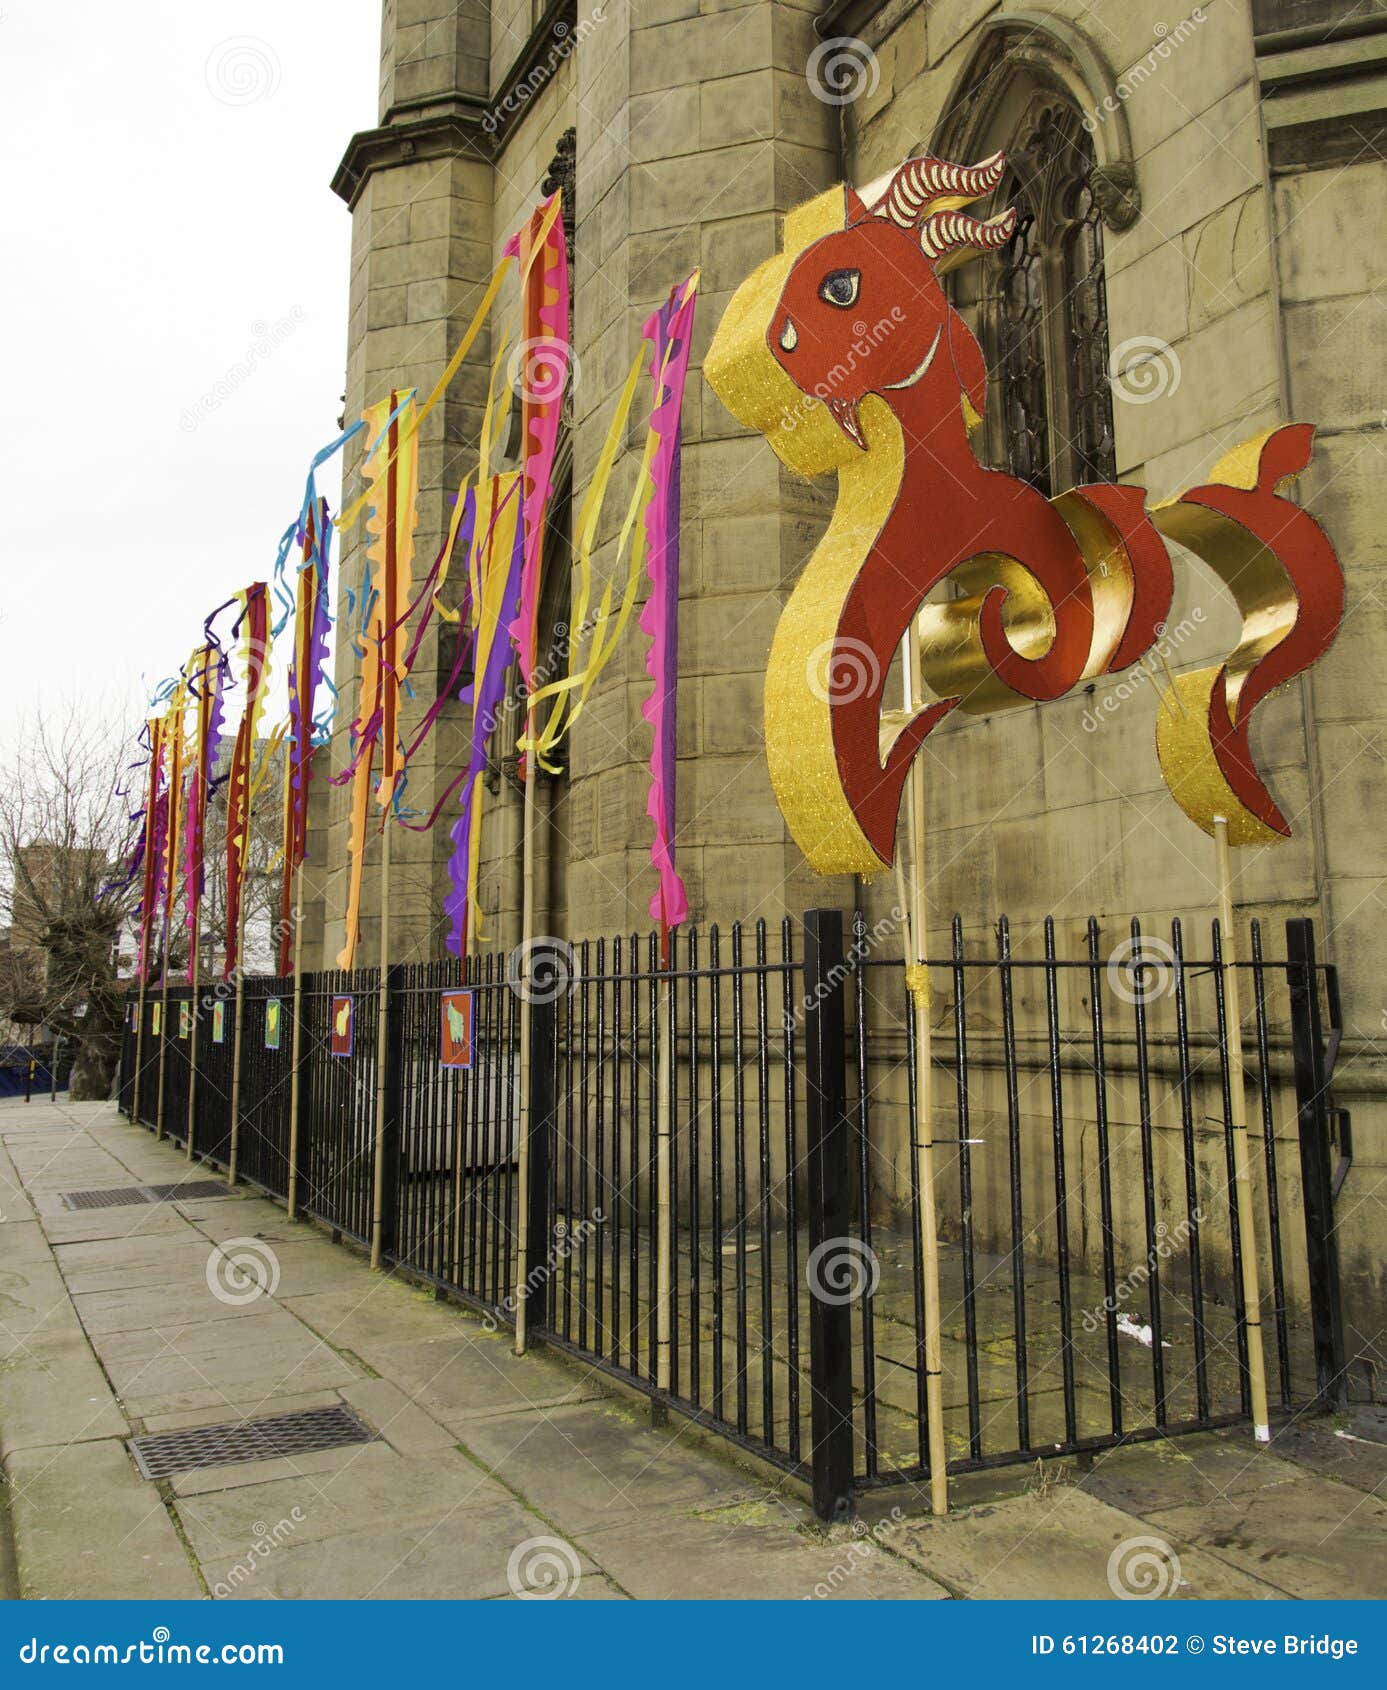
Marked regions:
[303,1,1385,1371]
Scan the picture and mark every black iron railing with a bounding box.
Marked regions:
[118,909,1348,1519]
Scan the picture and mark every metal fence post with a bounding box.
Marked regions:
[803,907,854,1524]
[519,989,556,1338]
[1285,919,1347,1407]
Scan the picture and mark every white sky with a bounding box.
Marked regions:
[0,0,381,751]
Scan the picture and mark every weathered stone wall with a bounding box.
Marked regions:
[322,0,1385,1393]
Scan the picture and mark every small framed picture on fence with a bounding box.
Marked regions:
[331,996,354,1059]
[212,1001,225,1044]
[440,990,474,1070]
[265,998,282,1051]
[178,1001,191,1039]
[152,1003,161,1036]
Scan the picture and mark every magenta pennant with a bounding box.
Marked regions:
[638,273,698,938]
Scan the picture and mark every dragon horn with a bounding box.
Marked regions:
[871,151,1007,228]
[918,207,1018,267]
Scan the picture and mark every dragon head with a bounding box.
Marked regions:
[768,152,1017,449]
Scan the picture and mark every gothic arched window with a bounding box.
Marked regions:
[976,100,1116,496]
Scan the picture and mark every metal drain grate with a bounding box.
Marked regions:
[61,1180,231,1211]
[148,1181,233,1203]
[129,1406,375,1480]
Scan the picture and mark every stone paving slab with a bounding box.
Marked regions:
[6,1437,203,1600]
[453,1399,774,1531]
[1268,1412,1387,1495]
[890,1487,1281,1600]
[280,1283,480,1355]
[580,1501,952,1600]
[197,1499,580,1601]
[1084,1434,1312,1515]
[173,1444,512,1559]
[369,1332,607,1426]
[52,1234,223,1296]
[0,1327,129,1452]
[1144,1472,1387,1599]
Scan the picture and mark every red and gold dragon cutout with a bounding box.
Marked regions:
[705,153,1344,874]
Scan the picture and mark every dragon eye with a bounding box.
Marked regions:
[819,268,861,308]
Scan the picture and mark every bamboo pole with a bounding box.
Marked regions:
[513,705,538,1356]
[370,815,392,1271]
[185,919,201,1161]
[286,862,305,1217]
[654,965,673,1395]
[227,871,249,1188]
[131,971,149,1127]
[1213,815,1272,1443]
[155,965,171,1141]
[901,629,949,1516]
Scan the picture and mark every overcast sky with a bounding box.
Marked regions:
[0,1,381,752]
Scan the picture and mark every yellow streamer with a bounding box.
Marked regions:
[335,197,560,536]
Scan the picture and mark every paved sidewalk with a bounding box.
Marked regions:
[1,1097,1383,1601]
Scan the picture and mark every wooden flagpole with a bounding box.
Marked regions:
[185,915,201,1161]
[901,628,949,1515]
[654,927,673,1397]
[514,703,539,1356]
[226,855,249,1188]
[369,395,402,1275]
[1213,815,1272,1443]
[286,860,305,1217]
[370,815,391,1270]
[155,964,171,1141]
[131,972,149,1126]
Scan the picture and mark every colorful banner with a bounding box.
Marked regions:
[330,995,354,1058]
[505,194,570,692]
[182,643,228,983]
[440,989,474,1070]
[444,475,525,957]
[337,390,419,969]
[638,272,699,940]
[158,679,189,984]
[224,584,272,981]
[135,715,166,983]
[280,502,332,972]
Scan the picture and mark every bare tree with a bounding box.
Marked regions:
[0,705,142,1099]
